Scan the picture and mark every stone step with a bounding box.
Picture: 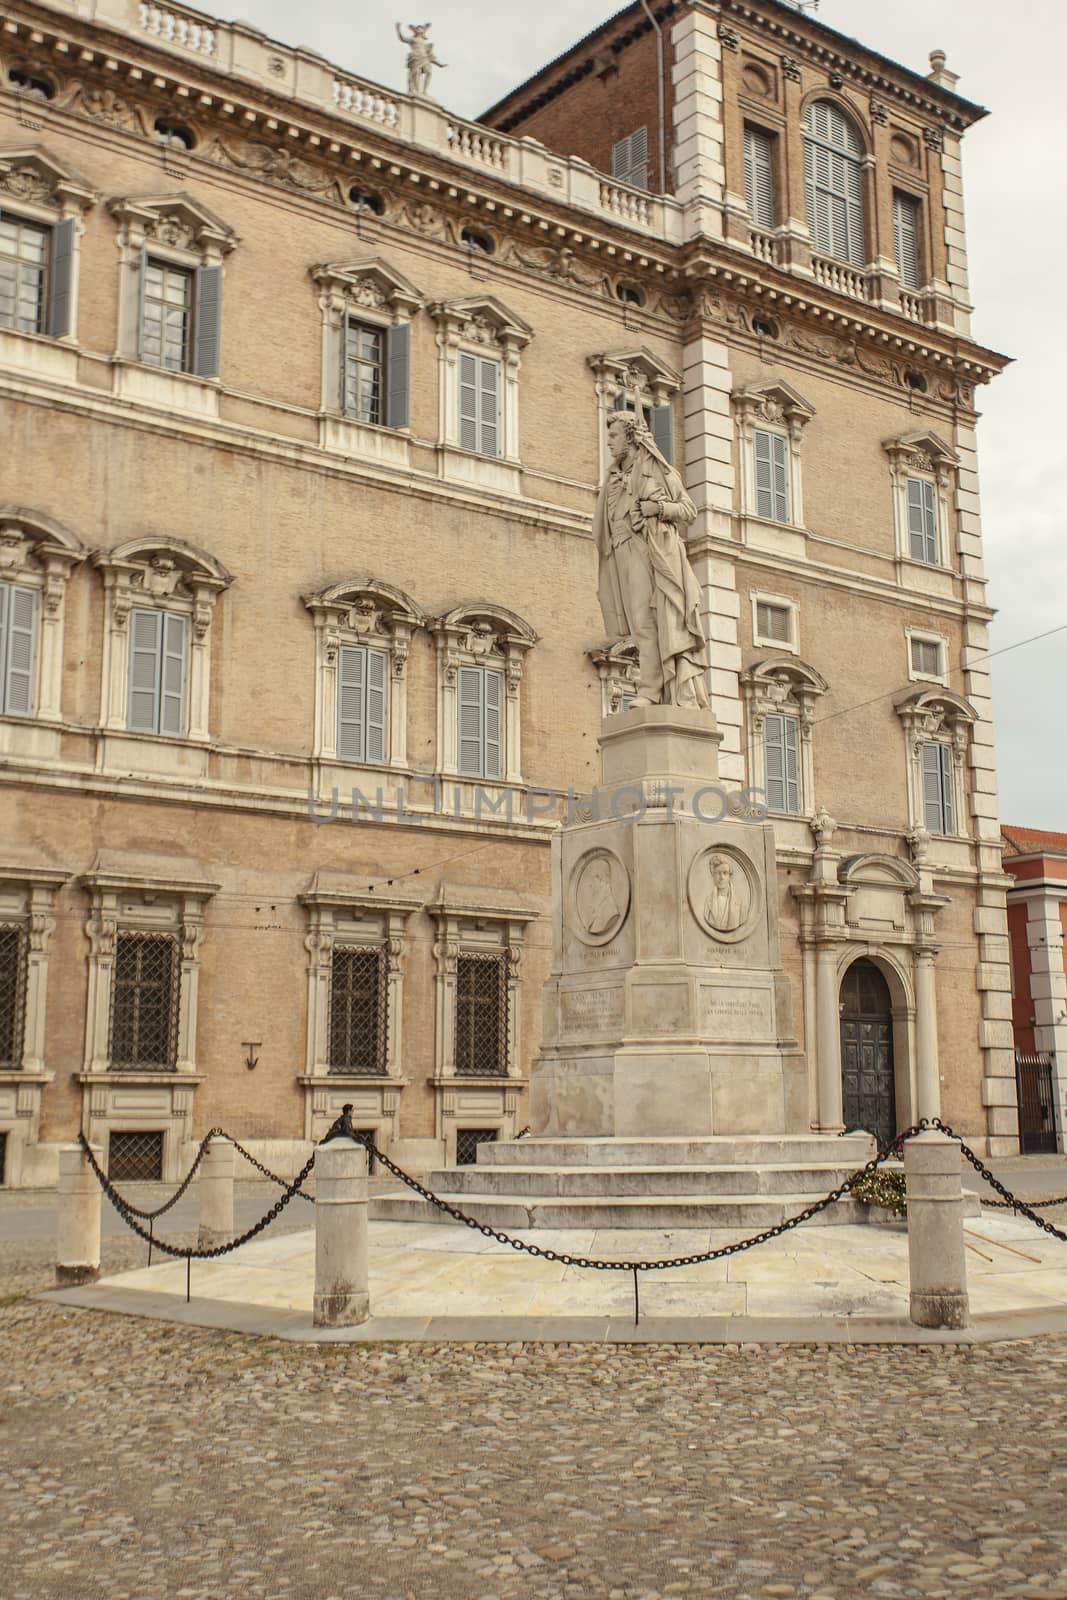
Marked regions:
[478,1134,878,1168]
[371,1190,878,1231]
[424,1162,863,1198]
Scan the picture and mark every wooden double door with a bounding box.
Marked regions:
[840,959,897,1150]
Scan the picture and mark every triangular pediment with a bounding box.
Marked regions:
[0,146,96,210]
[883,428,958,467]
[587,347,681,393]
[108,192,236,251]
[732,378,816,422]
[431,295,533,347]
[310,258,423,313]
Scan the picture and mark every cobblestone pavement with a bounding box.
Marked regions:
[3,1230,1067,1600]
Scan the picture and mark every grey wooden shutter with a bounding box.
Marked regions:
[483,669,502,779]
[612,127,649,189]
[907,478,938,563]
[128,608,163,732]
[457,666,485,776]
[783,715,800,813]
[771,434,789,521]
[365,647,387,762]
[1,584,37,716]
[921,743,954,834]
[136,246,149,358]
[754,431,788,520]
[459,352,479,451]
[804,102,864,265]
[337,646,366,762]
[479,357,500,457]
[744,126,776,229]
[160,613,186,736]
[193,264,222,377]
[843,155,865,266]
[46,218,75,339]
[764,714,786,811]
[893,192,921,289]
[650,404,674,465]
[385,322,410,429]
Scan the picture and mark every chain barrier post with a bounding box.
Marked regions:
[197,1134,236,1248]
[313,1137,370,1328]
[904,1127,969,1329]
[56,1142,104,1287]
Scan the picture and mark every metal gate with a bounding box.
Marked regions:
[1015,1052,1058,1155]
[840,959,897,1150]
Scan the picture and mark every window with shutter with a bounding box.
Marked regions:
[458,352,501,458]
[457,665,503,779]
[754,430,789,522]
[141,258,194,371]
[920,741,955,834]
[0,582,38,716]
[910,637,943,679]
[0,213,50,334]
[756,601,792,645]
[337,645,388,764]
[764,713,801,814]
[893,191,922,290]
[385,322,410,429]
[193,264,222,378]
[612,127,649,190]
[342,319,384,423]
[127,608,187,736]
[803,101,866,267]
[46,218,74,338]
[744,126,776,229]
[906,477,939,564]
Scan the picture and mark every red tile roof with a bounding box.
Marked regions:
[1002,825,1067,858]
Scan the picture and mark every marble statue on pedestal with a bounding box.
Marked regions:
[595,414,710,709]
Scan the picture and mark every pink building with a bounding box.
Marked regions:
[1003,828,1067,1152]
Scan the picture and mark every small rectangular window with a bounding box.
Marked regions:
[764,712,801,814]
[128,609,187,736]
[108,1131,164,1181]
[910,637,943,679]
[337,644,387,764]
[0,582,38,716]
[109,934,179,1070]
[328,946,387,1074]
[0,213,49,334]
[754,431,789,522]
[906,477,938,564]
[756,601,793,646]
[893,191,922,291]
[456,1128,497,1166]
[612,127,649,190]
[457,665,503,779]
[920,741,955,835]
[744,126,776,229]
[341,319,383,423]
[458,351,501,457]
[0,923,27,1070]
[455,954,508,1077]
[141,258,194,372]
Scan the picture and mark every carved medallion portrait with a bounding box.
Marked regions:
[687,845,761,945]
[569,849,630,947]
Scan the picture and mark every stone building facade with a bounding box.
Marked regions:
[1003,827,1067,1154]
[0,0,1015,1186]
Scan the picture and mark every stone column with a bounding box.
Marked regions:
[904,1129,969,1329]
[815,943,843,1131]
[56,1143,103,1286]
[914,946,941,1122]
[313,1139,370,1328]
[197,1135,235,1247]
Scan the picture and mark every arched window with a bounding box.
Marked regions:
[803,101,866,267]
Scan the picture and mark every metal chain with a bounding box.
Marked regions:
[225,1135,315,1204]
[98,1127,224,1221]
[77,1133,316,1260]
[351,1125,922,1273]
[930,1118,1067,1243]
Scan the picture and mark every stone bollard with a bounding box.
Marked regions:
[198,1135,235,1248]
[904,1129,969,1329]
[313,1138,370,1328]
[56,1143,104,1287]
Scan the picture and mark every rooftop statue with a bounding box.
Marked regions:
[396,22,446,98]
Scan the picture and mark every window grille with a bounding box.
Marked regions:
[0,1130,6,1185]
[906,477,939,565]
[355,1130,378,1174]
[456,1127,497,1166]
[893,191,922,290]
[612,127,649,190]
[756,601,792,645]
[910,637,943,679]
[455,953,508,1077]
[744,125,776,229]
[754,430,789,522]
[0,213,49,333]
[329,946,388,1075]
[0,923,27,1070]
[803,100,865,267]
[0,582,37,717]
[458,351,501,457]
[920,742,955,835]
[108,1130,164,1181]
[764,713,801,814]
[109,934,180,1070]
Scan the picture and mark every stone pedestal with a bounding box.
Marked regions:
[904,1129,969,1329]
[531,706,805,1137]
[56,1142,103,1287]
[313,1138,370,1328]
[197,1135,235,1248]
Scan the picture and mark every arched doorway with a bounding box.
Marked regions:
[840,959,897,1148]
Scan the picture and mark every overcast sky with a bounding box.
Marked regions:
[216,0,1065,828]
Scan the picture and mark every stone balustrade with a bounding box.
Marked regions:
[811,254,873,301]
